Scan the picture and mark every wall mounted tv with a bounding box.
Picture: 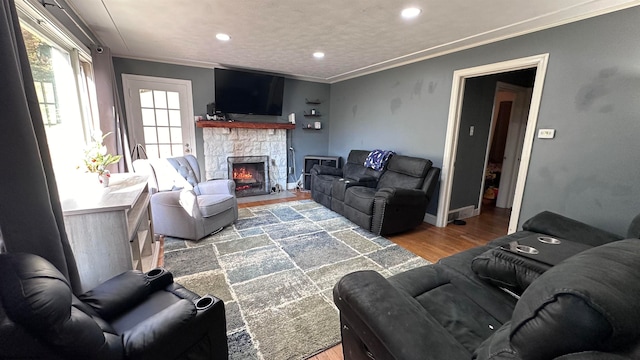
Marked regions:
[214,68,285,116]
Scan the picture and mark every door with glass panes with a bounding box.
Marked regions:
[122,74,196,159]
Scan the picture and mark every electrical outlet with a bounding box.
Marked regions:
[289,167,293,174]
[538,129,556,139]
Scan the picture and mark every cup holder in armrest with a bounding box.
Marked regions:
[515,244,539,255]
[146,268,166,279]
[538,236,562,244]
[145,268,174,290]
[195,295,216,311]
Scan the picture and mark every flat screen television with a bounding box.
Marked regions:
[214,68,285,116]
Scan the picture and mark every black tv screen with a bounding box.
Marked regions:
[214,68,284,116]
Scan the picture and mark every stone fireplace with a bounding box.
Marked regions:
[201,124,290,197]
[228,155,269,197]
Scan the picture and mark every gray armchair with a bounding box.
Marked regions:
[133,155,238,241]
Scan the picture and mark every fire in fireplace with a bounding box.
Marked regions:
[227,156,270,197]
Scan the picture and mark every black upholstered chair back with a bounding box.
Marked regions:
[343,150,385,181]
[377,155,432,191]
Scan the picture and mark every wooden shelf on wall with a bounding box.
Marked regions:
[196,121,295,130]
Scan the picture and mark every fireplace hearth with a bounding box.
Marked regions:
[228,156,270,197]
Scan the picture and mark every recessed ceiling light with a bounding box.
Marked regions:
[313,52,325,59]
[216,33,231,41]
[401,7,421,19]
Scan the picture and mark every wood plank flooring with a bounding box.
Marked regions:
[238,191,511,360]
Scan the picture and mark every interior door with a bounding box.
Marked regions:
[122,74,196,159]
[495,84,533,209]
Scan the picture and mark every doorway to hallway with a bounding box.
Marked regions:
[437,54,549,234]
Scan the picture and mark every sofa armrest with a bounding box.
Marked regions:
[347,174,377,185]
[195,179,235,196]
[123,299,196,359]
[375,187,426,206]
[310,164,343,177]
[522,211,623,247]
[79,269,173,320]
[334,271,469,360]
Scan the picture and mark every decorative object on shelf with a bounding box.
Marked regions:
[304,98,322,117]
[80,131,122,186]
[302,123,322,130]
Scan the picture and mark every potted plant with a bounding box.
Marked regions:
[81,131,122,187]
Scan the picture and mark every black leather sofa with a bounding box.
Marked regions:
[310,150,440,235]
[333,211,640,359]
[0,253,228,360]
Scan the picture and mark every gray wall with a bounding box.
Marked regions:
[112,58,330,183]
[283,79,331,183]
[329,7,640,235]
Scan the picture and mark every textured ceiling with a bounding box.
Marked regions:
[66,0,639,83]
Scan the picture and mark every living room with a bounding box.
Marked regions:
[105,3,640,235]
[2,0,640,359]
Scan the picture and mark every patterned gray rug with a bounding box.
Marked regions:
[163,200,430,360]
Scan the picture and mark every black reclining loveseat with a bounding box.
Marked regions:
[310,150,440,236]
[334,211,640,359]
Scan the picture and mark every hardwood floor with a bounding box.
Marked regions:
[238,191,511,360]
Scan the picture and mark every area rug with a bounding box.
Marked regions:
[163,200,431,360]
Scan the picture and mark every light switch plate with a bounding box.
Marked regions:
[538,129,555,139]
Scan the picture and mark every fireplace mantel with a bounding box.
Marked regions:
[196,121,295,130]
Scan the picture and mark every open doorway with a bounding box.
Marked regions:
[436,54,549,233]
[482,81,533,212]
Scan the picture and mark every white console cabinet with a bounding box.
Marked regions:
[60,173,159,292]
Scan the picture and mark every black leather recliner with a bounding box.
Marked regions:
[310,150,440,236]
[333,212,640,360]
[311,150,384,211]
[0,252,228,360]
[342,154,440,235]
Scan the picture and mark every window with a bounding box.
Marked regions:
[140,89,184,158]
[17,1,96,183]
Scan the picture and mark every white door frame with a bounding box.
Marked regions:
[436,54,549,233]
[122,74,197,157]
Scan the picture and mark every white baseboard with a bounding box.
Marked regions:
[423,213,438,226]
[448,205,476,221]
[425,206,479,227]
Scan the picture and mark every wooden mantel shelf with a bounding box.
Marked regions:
[196,121,295,130]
